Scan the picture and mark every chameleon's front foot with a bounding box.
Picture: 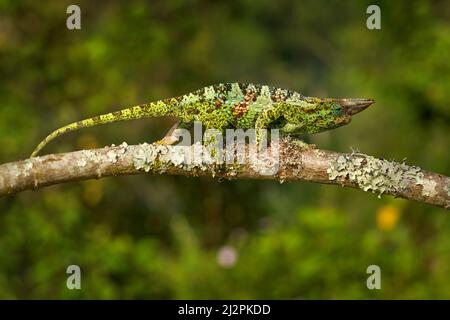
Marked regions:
[289,138,315,150]
[155,121,181,145]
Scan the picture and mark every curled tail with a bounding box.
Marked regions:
[30,101,175,157]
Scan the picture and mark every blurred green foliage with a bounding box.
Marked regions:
[0,0,449,299]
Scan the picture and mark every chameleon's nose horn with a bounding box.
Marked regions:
[337,98,375,116]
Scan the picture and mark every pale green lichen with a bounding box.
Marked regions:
[23,160,33,173]
[77,159,87,167]
[227,83,245,103]
[133,144,169,173]
[248,86,272,113]
[327,153,423,197]
[106,150,118,163]
[285,91,303,104]
[289,138,313,150]
[180,92,200,106]
[247,138,280,176]
[132,137,280,178]
[203,85,216,101]
[14,160,34,179]
[417,178,437,197]
[132,143,217,174]
[444,183,450,198]
[82,150,97,160]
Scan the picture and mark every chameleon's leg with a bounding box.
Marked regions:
[280,123,314,150]
[156,121,194,145]
[254,103,286,146]
[156,121,182,145]
[289,138,313,150]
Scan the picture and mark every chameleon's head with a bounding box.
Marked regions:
[280,97,374,136]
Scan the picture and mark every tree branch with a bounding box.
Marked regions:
[0,140,449,209]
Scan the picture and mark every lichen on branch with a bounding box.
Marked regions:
[0,139,448,210]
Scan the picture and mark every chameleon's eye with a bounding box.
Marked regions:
[331,102,343,116]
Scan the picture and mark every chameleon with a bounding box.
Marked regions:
[30,83,374,157]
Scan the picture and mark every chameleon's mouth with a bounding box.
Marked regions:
[336,98,375,116]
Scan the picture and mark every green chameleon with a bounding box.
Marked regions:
[30,83,374,157]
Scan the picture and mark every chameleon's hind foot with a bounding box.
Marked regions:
[156,135,179,145]
[155,120,181,145]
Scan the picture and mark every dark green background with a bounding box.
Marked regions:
[0,0,449,298]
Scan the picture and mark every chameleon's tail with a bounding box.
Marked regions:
[30,102,174,157]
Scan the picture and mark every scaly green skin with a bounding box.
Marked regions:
[31,83,374,157]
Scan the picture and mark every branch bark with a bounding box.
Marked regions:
[0,140,449,209]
